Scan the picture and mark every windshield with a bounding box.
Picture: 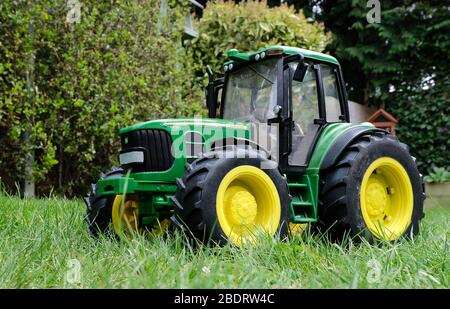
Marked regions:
[223,58,278,122]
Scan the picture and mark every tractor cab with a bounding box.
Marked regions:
[206,46,349,173]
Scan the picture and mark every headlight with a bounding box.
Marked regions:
[119,151,144,165]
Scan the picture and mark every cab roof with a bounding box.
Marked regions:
[226,45,339,66]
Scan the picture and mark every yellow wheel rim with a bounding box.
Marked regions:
[360,157,414,240]
[289,223,308,236]
[151,219,171,235]
[112,195,140,236]
[216,165,281,246]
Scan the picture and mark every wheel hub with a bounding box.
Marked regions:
[365,178,388,216]
[123,200,139,228]
[230,190,257,225]
[360,157,414,240]
[216,165,281,246]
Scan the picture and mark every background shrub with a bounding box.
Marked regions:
[389,77,450,173]
[187,0,330,80]
[290,0,450,174]
[0,0,203,196]
[3,0,443,196]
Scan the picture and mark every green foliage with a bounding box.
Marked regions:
[291,0,450,172]
[389,77,450,172]
[0,0,203,196]
[424,167,450,184]
[187,0,330,79]
[323,1,449,105]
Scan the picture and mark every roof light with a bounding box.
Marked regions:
[266,49,283,56]
[227,49,239,57]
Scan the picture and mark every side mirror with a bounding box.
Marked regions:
[205,65,215,116]
[293,62,308,82]
[205,64,224,118]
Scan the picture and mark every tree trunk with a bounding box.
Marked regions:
[24,17,35,198]
[23,145,35,198]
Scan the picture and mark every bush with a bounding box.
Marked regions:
[298,1,450,173]
[424,167,450,184]
[187,0,330,80]
[0,0,203,196]
[388,76,450,174]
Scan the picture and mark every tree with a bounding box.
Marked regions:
[187,0,330,78]
[288,1,449,102]
[198,0,449,171]
[281,0,450,171]
[0,0,202,196]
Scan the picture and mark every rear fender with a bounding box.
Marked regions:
[320,126,387,171]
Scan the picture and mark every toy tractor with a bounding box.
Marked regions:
[84,46,424,246]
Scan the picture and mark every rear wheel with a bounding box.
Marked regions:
[360,157,414,240]
[171,150,291,246]
[318,132,424,242]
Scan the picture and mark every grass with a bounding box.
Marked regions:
[0,194,448,288]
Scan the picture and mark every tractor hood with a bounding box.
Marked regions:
[113,118,253,185]
[119,118,250,137]
[119,118,252,163]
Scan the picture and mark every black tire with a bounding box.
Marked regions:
[84,167,124,237]
[171,149,291,246]
[317,132,425,242]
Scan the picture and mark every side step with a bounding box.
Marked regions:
[292,216,316,223]
[291,201,313,207]
[288,182,317,223]
[288,183,307,188]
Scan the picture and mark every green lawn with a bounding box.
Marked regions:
[0,194,448,288]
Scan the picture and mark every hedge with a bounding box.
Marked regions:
[187,0,330,80]
[0,0,203,196]
[388,76,450,173]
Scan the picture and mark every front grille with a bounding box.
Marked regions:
[120,129,174,172]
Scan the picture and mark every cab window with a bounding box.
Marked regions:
[288,62,320,166]
[321,64,342,122]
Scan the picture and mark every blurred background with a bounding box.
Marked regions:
[0,0,448,198]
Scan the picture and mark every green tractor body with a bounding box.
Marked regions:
[86,46,424,244]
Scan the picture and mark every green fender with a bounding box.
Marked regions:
[319,125,387,171]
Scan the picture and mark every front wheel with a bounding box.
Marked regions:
[84,168,170,238]
[84,167,124,237]
[171,150,291,246]
[318,132,424,242]
[112,194,140,236]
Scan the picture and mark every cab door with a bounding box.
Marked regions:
[284,60,346,172]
